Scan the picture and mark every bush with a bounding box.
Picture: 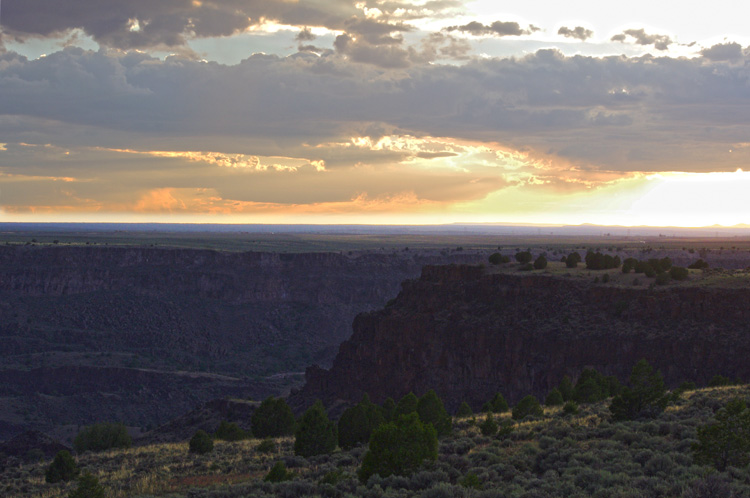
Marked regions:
[488,253,507,265]
[688,259,709,269]
[456,402,473,418]
[338,394,385,449]
[417,390,452,437]
[394,392,419,418]
[534,255,547,270]
[545,388,564,406]
[610,359,667,421]
[693,398,750,471]
[214,421,250,441]
[515,251,533,264]
[252,397,296,438]
[558,376,574,401]
[294,400,337,457]
[359,413,438,482]
[669,266,689,281]
[73,422,131,453]
[479,414,497,436]
[381,397,396,422]
[256,438,277,453]
[45,450,79,483]
[512,395,543,420]
[484,393,509,413]
[68,471,105,498]
[265,461,294,482]
[189,430,214,455]
[708,375,733,387]
[562,401,579,415]
[566,252,581,268]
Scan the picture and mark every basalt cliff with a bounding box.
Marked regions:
[297,265,750,412]
[0,246,481,441]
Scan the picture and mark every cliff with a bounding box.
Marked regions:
[0,246,482,441]
[296,265,750,412]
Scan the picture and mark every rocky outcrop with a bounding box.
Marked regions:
[296,265,750,412]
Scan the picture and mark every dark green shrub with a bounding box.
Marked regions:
[189,430,213,454]
[693,398,750,471]
[519,263,534,271]
[394,392,419,418]
[566,252,581,268]
[73,422,131,453]
[558,376,574,401]
[359,413,438,481]
[456,402,473,418]
[459,472,483,490]
[708,375,733,387]
[562,401,579,415]
[497,419,515,438]
[294,400,337,457]
[381,397,396,422]
[573,368,611,403]
[256,438,277,453]
[512,395,543,420]
[688,259,709,269]
[485,393,509,413]
[479,414,497,436]
[45,450,79,483]
[545,388,564,406]
[488,253,504,265]
[534,255,547,270]
[264,461,293,482]
[338,394,385,450]
[252,397,296,438]
[610,359,667,421]
[68,471,105,498]
[417,390,452,437]
[669,266,689,281]
[515,251,532,264]
[214,421,250,441]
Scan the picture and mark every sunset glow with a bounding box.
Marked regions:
[1,1,749,227]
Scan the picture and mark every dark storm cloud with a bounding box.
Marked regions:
[557,26,593,41]
[2,46,750,174]
[611,29,673,51]
[445,20,538,37]
[0,0,360,49]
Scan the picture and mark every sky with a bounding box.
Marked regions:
[1,0,750,227]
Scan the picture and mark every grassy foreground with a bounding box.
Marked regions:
[5,385,750,498]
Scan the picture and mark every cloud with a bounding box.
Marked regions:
[1,0,465,53]
[4,45,750,217]
[444,20,539,37]
[558,26,593,41]
[611,29,673,51]
[700,42,743,62]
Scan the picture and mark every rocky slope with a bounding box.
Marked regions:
[0,246,482,441]
[296,264,750,412]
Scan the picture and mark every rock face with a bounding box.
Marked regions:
[0,246,482,441]
[297,265,750,412]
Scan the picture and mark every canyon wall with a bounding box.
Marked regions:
[0,246,482,440]
[297,265,750,412]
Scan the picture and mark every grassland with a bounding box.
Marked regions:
[5,385,750,498]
